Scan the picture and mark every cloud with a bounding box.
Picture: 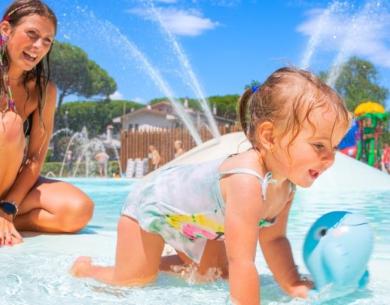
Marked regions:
[128,7,219,36]
[297,4,390,68]
[154,0,177,3]
[131,97,145,104]
[200,0,241,7]
[110,91,124,100]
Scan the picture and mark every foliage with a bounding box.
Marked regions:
[319,56,388,111]
[208,95,240,120]
[41,162,62,177]
[383,130,390,145]
[51,135,71,162]
[383,124,390,145]
[149,96,240,121]
[50,41,117,110]
[42,161,120,177]
[55,99,143,138]
[149,97,201,111]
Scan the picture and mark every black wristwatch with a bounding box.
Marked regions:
[0,200,18,220]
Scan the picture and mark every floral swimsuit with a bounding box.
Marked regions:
[122,157,289,263]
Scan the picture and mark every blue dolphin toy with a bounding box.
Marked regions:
[303,211,374,293]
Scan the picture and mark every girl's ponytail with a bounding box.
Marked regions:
[237,88,253,136]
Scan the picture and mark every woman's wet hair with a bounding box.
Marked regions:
[1,0,57,124]
[238,67,351,150]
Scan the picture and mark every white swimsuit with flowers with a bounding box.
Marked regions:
[121,157,280,263]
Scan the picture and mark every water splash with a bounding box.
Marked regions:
[169,264,223,285]
[50,128,73,140]
[59,131,84,177]
[72,137,106,177]
[300,1,343,69]
[58,127,121,177]
[326,1,379,87]
[144,0,220,139]
[57,5,202,145]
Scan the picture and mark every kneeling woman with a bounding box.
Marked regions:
[0,0,94,246]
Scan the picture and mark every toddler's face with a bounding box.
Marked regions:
[272,107,348,188]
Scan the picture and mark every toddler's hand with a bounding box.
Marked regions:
[286,278,314,299]
[70,256,92,277]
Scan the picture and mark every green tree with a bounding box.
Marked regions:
[320,56,388,111]
[208,95,240,120]
[50,41,117,110]
[55,99,142,139]
[149,96,240,121]
[86,61,117,99]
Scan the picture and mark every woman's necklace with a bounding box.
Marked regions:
[0,74,16,113]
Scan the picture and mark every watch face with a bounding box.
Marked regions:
[0,202,17,215]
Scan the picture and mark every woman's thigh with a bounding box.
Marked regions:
[15,176,94,232]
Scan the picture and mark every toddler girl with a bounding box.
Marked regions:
[71,67,351,305]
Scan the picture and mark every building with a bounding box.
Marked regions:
[120,100,235,132]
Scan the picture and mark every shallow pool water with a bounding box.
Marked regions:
[1,178,389,305]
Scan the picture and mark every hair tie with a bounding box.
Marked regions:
[251,85,259,93]
[3,4,32,22]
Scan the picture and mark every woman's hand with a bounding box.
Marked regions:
[0,214,23,246]
[286,278,314,299]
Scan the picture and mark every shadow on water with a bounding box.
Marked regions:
[20,225,102,239]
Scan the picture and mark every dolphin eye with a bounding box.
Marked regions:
[315,227,328,239]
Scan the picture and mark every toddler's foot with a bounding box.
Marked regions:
[70,256,92,277]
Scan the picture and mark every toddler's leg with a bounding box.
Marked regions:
[71,216,165,286]
[198,240,228,278]
[160,240,228,281]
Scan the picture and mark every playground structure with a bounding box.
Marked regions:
[339,101,388,168]
[354,102,388,168]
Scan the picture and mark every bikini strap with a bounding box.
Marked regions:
[220,168,276,200]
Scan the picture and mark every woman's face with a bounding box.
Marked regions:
[3,14,55,72]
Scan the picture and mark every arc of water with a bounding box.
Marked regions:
[116,34,203,145]
[326,2,374,87]
[145,0,220,139]
[50,128,73,140]
[76,10,202,146]
[106,142,123,177]
[72,138,106,177]
[300,1,341,70]
[60,132,84,177]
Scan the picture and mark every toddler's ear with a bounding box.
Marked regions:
[255,121,275,151]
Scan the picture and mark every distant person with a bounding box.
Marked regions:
[95,151,110,177]
[174,140,185,158]
[71,67,351,304]
[0,0,93,247]
[148,145,161,170]
[381,143,390,174]
[65,150,73,176]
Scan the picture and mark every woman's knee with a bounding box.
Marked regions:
[60,196,94,233]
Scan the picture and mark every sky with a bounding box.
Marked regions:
[3,0,390,107]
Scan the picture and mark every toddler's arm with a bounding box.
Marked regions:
[224,174,265,305]
[258,200,312,298]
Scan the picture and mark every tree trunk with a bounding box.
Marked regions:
[57,91,66,111]
[54,90,67,129]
